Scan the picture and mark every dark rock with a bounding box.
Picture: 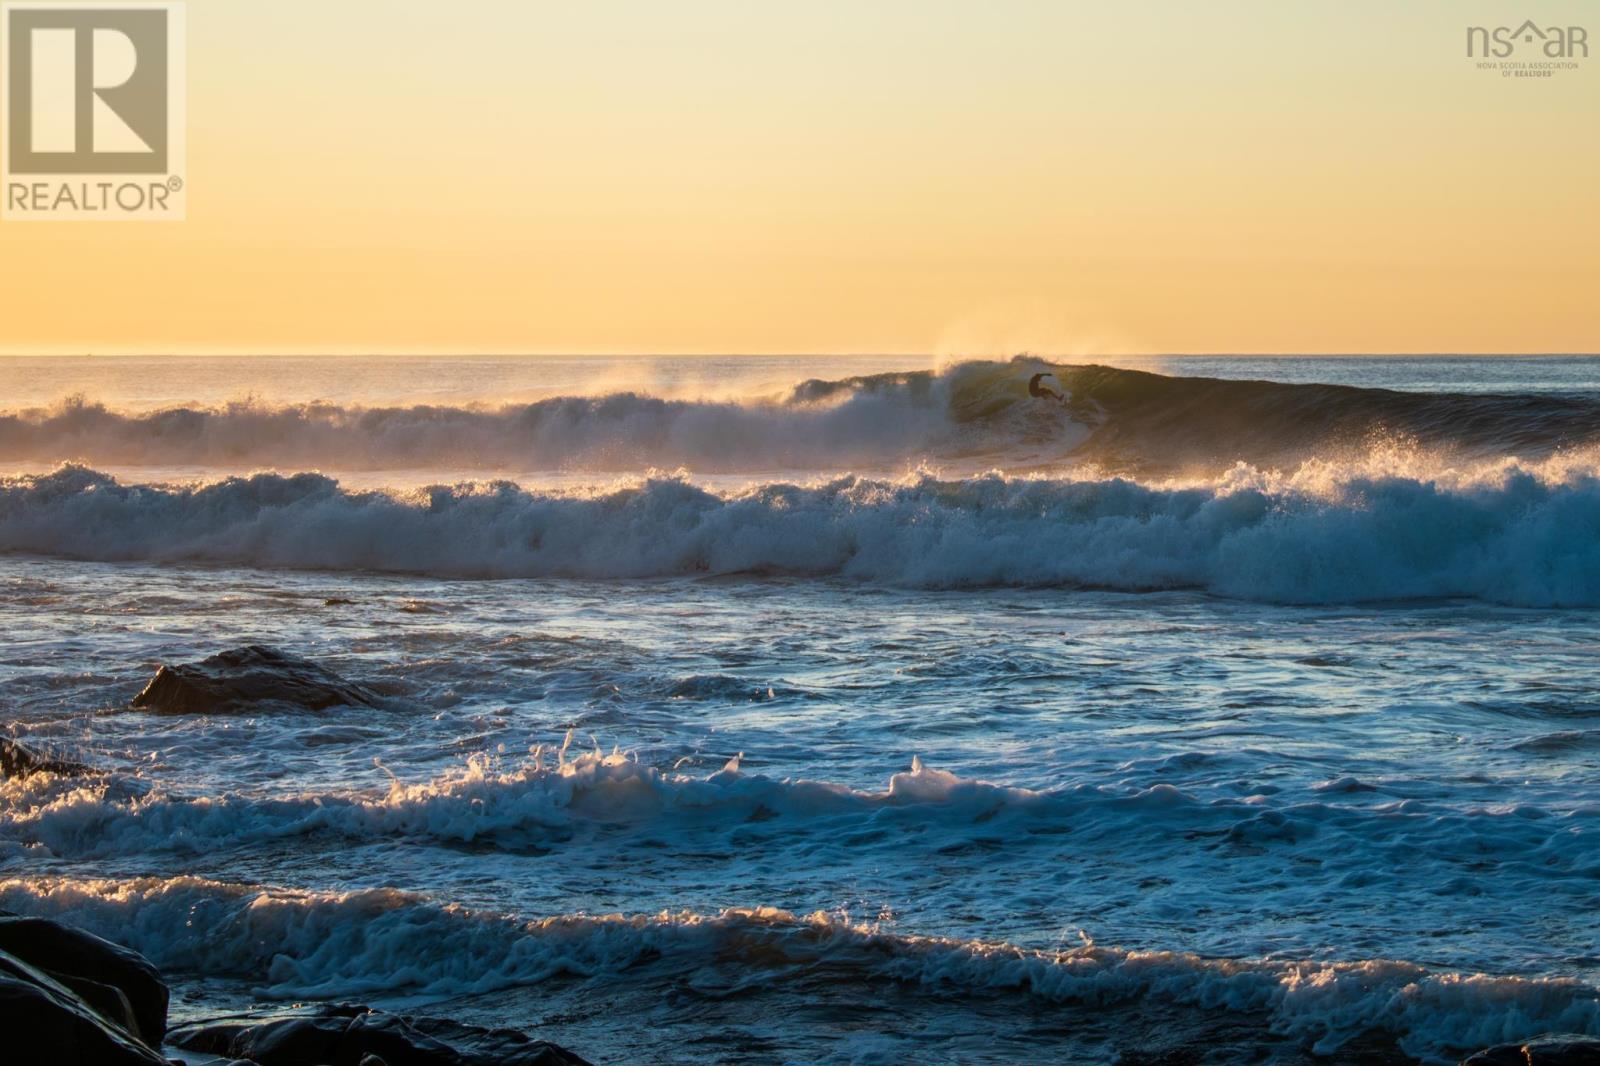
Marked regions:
[172,1014,341,1064]
[0,952,166,1065]
[131,645,382,714]
[0,737,90,779]
[168,1005,590,1066]
[0,916,169,1046]
[354,1010,589,1065]
[1463,1034,1600,1064]
[40,968,139,1039]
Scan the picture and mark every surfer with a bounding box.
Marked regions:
[1028,372,1064,403]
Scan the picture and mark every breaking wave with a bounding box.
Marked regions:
[3,359,1597,475]
[1,874,1595,1063]
[2,456,1599,604]
[7,749,1595,908]
[0,749,1002,857]
[0,360,1079,475]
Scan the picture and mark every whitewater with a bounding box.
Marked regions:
[3,354,1599,1064]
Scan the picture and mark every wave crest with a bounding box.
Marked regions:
[5,359,1596,476]
[3,458,1598,604]
[1,874,1594,1061]
[0,746,1030,858]
[0,361,1082,474]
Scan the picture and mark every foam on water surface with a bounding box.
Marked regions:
[3,355,1599,1063]
[2,874,1596,1065]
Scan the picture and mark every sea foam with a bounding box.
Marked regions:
[7,748,1595,915]
[4,360,1594,474]
[1,874,1594,1064]
[0,362,1069,474]
[2,458,1598,604]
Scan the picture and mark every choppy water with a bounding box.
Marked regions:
[2,355,1598,1064]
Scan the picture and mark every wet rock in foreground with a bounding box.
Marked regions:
[132,645,383,714]
[0,917,170,1066]
[167,1004,591,1066]
[0,917,591,1066]
[0,916,169,1047]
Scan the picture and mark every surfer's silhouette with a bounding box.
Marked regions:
[1028,372,1064,403]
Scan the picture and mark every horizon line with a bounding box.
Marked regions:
[2,351,1598,360]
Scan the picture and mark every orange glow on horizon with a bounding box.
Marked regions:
[0,0,1595,356]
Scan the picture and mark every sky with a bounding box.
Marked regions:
[1,0,1596,355]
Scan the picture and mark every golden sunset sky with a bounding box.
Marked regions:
[2,0,1596,355]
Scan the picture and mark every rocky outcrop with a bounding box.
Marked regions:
[0,917,169,1066]
[131,645,382,714]
[0,916,168,1046]
[0,919,591,1066]
[0,737,90,779]
[1463,1035,1600,1064]
[167,1005,591,1066]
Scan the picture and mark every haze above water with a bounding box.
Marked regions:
[5,354,1600,412]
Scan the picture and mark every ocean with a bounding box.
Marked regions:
[2,354,1598,1064]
